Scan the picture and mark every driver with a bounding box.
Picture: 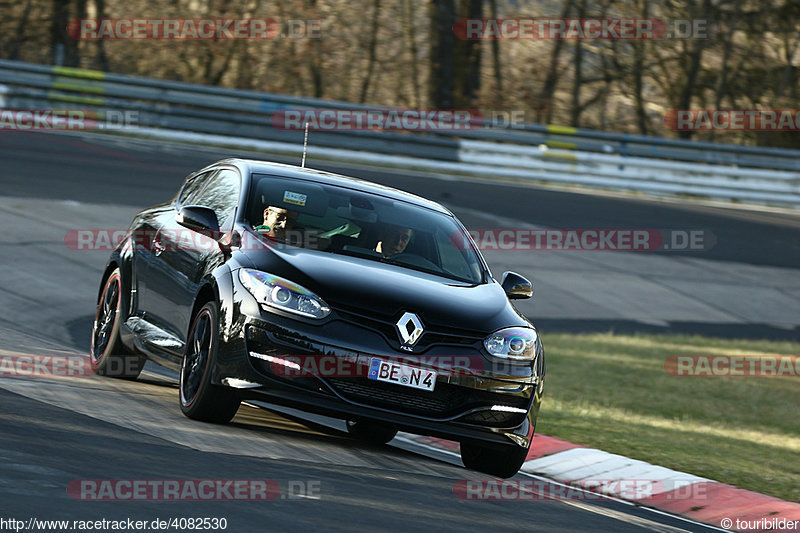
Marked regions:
[254,205,298,240]
[375,225,413,257]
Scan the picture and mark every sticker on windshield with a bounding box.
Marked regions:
[283,191,307,206]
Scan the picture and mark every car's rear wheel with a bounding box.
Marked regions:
[90,268,145,379]
[180,301,240,423]
[460,441,530,478]
[346,418,398,445]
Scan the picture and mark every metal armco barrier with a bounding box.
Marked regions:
[1,58,799,208]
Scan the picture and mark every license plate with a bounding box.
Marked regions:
[368,358,436,392]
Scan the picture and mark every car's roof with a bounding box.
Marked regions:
[214,158,451,215]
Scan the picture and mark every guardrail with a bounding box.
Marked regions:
[1,58,799,208]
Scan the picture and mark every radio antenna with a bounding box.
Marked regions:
[301,122,310,168]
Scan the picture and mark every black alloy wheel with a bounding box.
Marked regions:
[179,301,240,423]
[90,268,144,379]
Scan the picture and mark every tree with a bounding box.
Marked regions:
[50,0,80,66]
[535,0,574,123]
[359,0,382,103]
[429,0,455,109]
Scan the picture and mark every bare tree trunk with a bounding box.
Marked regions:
[570,42,583,127]
[404,0,421,107]
[9,0,33,60]
[208,42,240,86]
[776,31,799,98]
[275,1,302,95]
[570,0,586,127]
[459,0,482,105]
[676,0,712,139]
[308,43,324,98]
[359,0,382,103]
[429,0,455,109]
[306,0,324,98]
[200,0,240,86]
[709,1,741,142]
[597,50,614,130]
[632,0,649,134]
[489,0,502,99]
[74,0,87,65]
[536,0,574,123]
[51,0,79,66]
[94,0,109,70]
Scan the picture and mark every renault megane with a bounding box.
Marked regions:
[90,159,544,478]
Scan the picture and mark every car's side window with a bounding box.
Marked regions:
[192,169,241,229]
[178,170,214,207]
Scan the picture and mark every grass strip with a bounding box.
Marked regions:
[535,332,799,502]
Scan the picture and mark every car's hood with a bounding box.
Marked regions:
[239,242,528,333]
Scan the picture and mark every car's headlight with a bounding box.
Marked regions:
[238,269,330,319]
[484,327,538,361]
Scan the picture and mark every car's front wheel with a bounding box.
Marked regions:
[180,301,240,423]
[346,418,398,445]
[90,268,145,379]
[460,441,530,478]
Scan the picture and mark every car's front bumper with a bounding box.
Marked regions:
[212,275,544,449]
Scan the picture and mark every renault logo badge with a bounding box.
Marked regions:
[396,312,424,349]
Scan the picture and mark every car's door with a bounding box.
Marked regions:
[143,167,242,352]
[133,169,213,323]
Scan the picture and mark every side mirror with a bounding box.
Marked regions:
[501,271,533,300]
[176,205,220,233]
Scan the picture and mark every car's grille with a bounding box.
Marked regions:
[327,377,461,415]
[414,332,479,349]
[332,309,396,342]
[330,304,483,349]
[326,377,531,421]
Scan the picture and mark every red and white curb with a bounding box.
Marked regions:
[405,433,800,532]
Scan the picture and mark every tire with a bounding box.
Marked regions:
[346,418,398,445]
[180,301,240,423]
[460,441,530,479]
[90,268,145,380]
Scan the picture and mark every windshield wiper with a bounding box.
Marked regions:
[333,248,476,283]
[334,247,385,261]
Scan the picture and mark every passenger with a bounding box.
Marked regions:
[375,225,413,257]
[254,206,298,241]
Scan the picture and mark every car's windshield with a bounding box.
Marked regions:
[247,174,485,284]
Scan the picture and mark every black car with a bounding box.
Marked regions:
[90,159,545,477]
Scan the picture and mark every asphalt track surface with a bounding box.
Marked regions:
[0,130,794,532]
